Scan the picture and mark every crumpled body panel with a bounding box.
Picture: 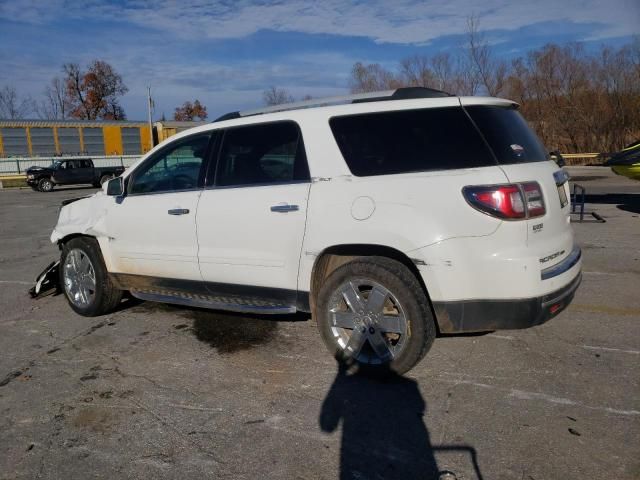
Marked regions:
[50,191,111,244]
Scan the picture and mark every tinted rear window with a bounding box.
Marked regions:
[465,106,548,164]
[329,107,495,177]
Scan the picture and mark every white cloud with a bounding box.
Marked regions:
[1,0,638,44]
[0,40,355,118]
[2,0,637,119]
[114,50,354,118]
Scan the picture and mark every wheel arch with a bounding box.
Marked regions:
[308,244,433,316]
[56,233,95,250]
[56,233,116,273]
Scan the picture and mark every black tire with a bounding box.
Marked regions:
[59,237,122,316]
[316,256,436,375]
[38,178,54,192]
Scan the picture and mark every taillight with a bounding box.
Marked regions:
[463,182,545,220]
[522,182,545,218]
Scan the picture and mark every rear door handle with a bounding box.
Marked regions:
[270,204,299,213]
[168,208,190,215]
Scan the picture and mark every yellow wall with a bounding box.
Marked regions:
[159,127,177,142]
[140,126,152,153]
[103,126,123,155]
[26,127,33,156]
[53,127,60,155]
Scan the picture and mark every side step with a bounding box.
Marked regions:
[130,288,296,315]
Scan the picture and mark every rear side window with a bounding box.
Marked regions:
[465,106,548,164]
[215,121,309,187]
[329,107,495,177]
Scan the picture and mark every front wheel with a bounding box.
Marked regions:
[60,237,122,316]
[38,178,54,192]
[316,256,436,375]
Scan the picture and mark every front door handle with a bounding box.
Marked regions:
[168,208,190,215]
[270,204,299,213]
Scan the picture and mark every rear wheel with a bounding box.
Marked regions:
[316,256,435,375]
[60,237,122,316]
[99,174,114,186]
[38,178,53,192]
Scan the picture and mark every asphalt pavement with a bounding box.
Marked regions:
[0,169,638,479]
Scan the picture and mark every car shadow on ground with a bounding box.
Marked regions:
[129,299,307,354]
[103,297,486,478]
[582,193,640,214]
[320,361,484,480]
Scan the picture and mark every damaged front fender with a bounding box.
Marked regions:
[50,192,111,245]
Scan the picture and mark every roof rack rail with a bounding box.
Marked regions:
[212,87,453,122]
[213,111,241,122]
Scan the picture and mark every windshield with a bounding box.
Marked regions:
[49,161,63,169]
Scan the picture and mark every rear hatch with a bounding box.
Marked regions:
[463,102,574,270]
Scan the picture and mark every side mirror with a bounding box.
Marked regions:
[549,150,566,168]
[107,176,125,196]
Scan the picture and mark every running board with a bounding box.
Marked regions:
[130,288,297,315]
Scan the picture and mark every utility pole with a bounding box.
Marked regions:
[147,86,154,148]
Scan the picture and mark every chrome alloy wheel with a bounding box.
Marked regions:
[328,278,408,364]
[63,248,96,308]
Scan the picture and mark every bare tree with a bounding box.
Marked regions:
[350,55,469,95]
[465,15,507,96]
[263,86,294,106]
[348,37,640,155]
[63,63,89,118]
[399,55,435,88]
[34,77,69,120]
[430,53,456,93]
[398,53,471,95]
[0,85,32,119]
[349,62,401,93]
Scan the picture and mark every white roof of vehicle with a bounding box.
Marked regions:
[188,91,515,135]
[124,88,518,178]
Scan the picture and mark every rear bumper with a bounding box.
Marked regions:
[433,270,582,333]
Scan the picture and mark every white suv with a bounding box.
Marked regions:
[51,87,582,374]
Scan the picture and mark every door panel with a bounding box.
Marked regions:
[104,132,212,280]
[107,191,203,279]
[76,160,94,183]
[52,162,73,184]
[197,120,311,292]
[197,183,310,290]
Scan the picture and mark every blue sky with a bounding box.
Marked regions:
[0,0,638,120]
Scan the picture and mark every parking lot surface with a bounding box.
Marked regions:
[1,169,638,479]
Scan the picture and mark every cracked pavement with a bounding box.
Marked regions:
[0,170,639,479]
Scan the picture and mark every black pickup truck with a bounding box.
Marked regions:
[26,158,125,192]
